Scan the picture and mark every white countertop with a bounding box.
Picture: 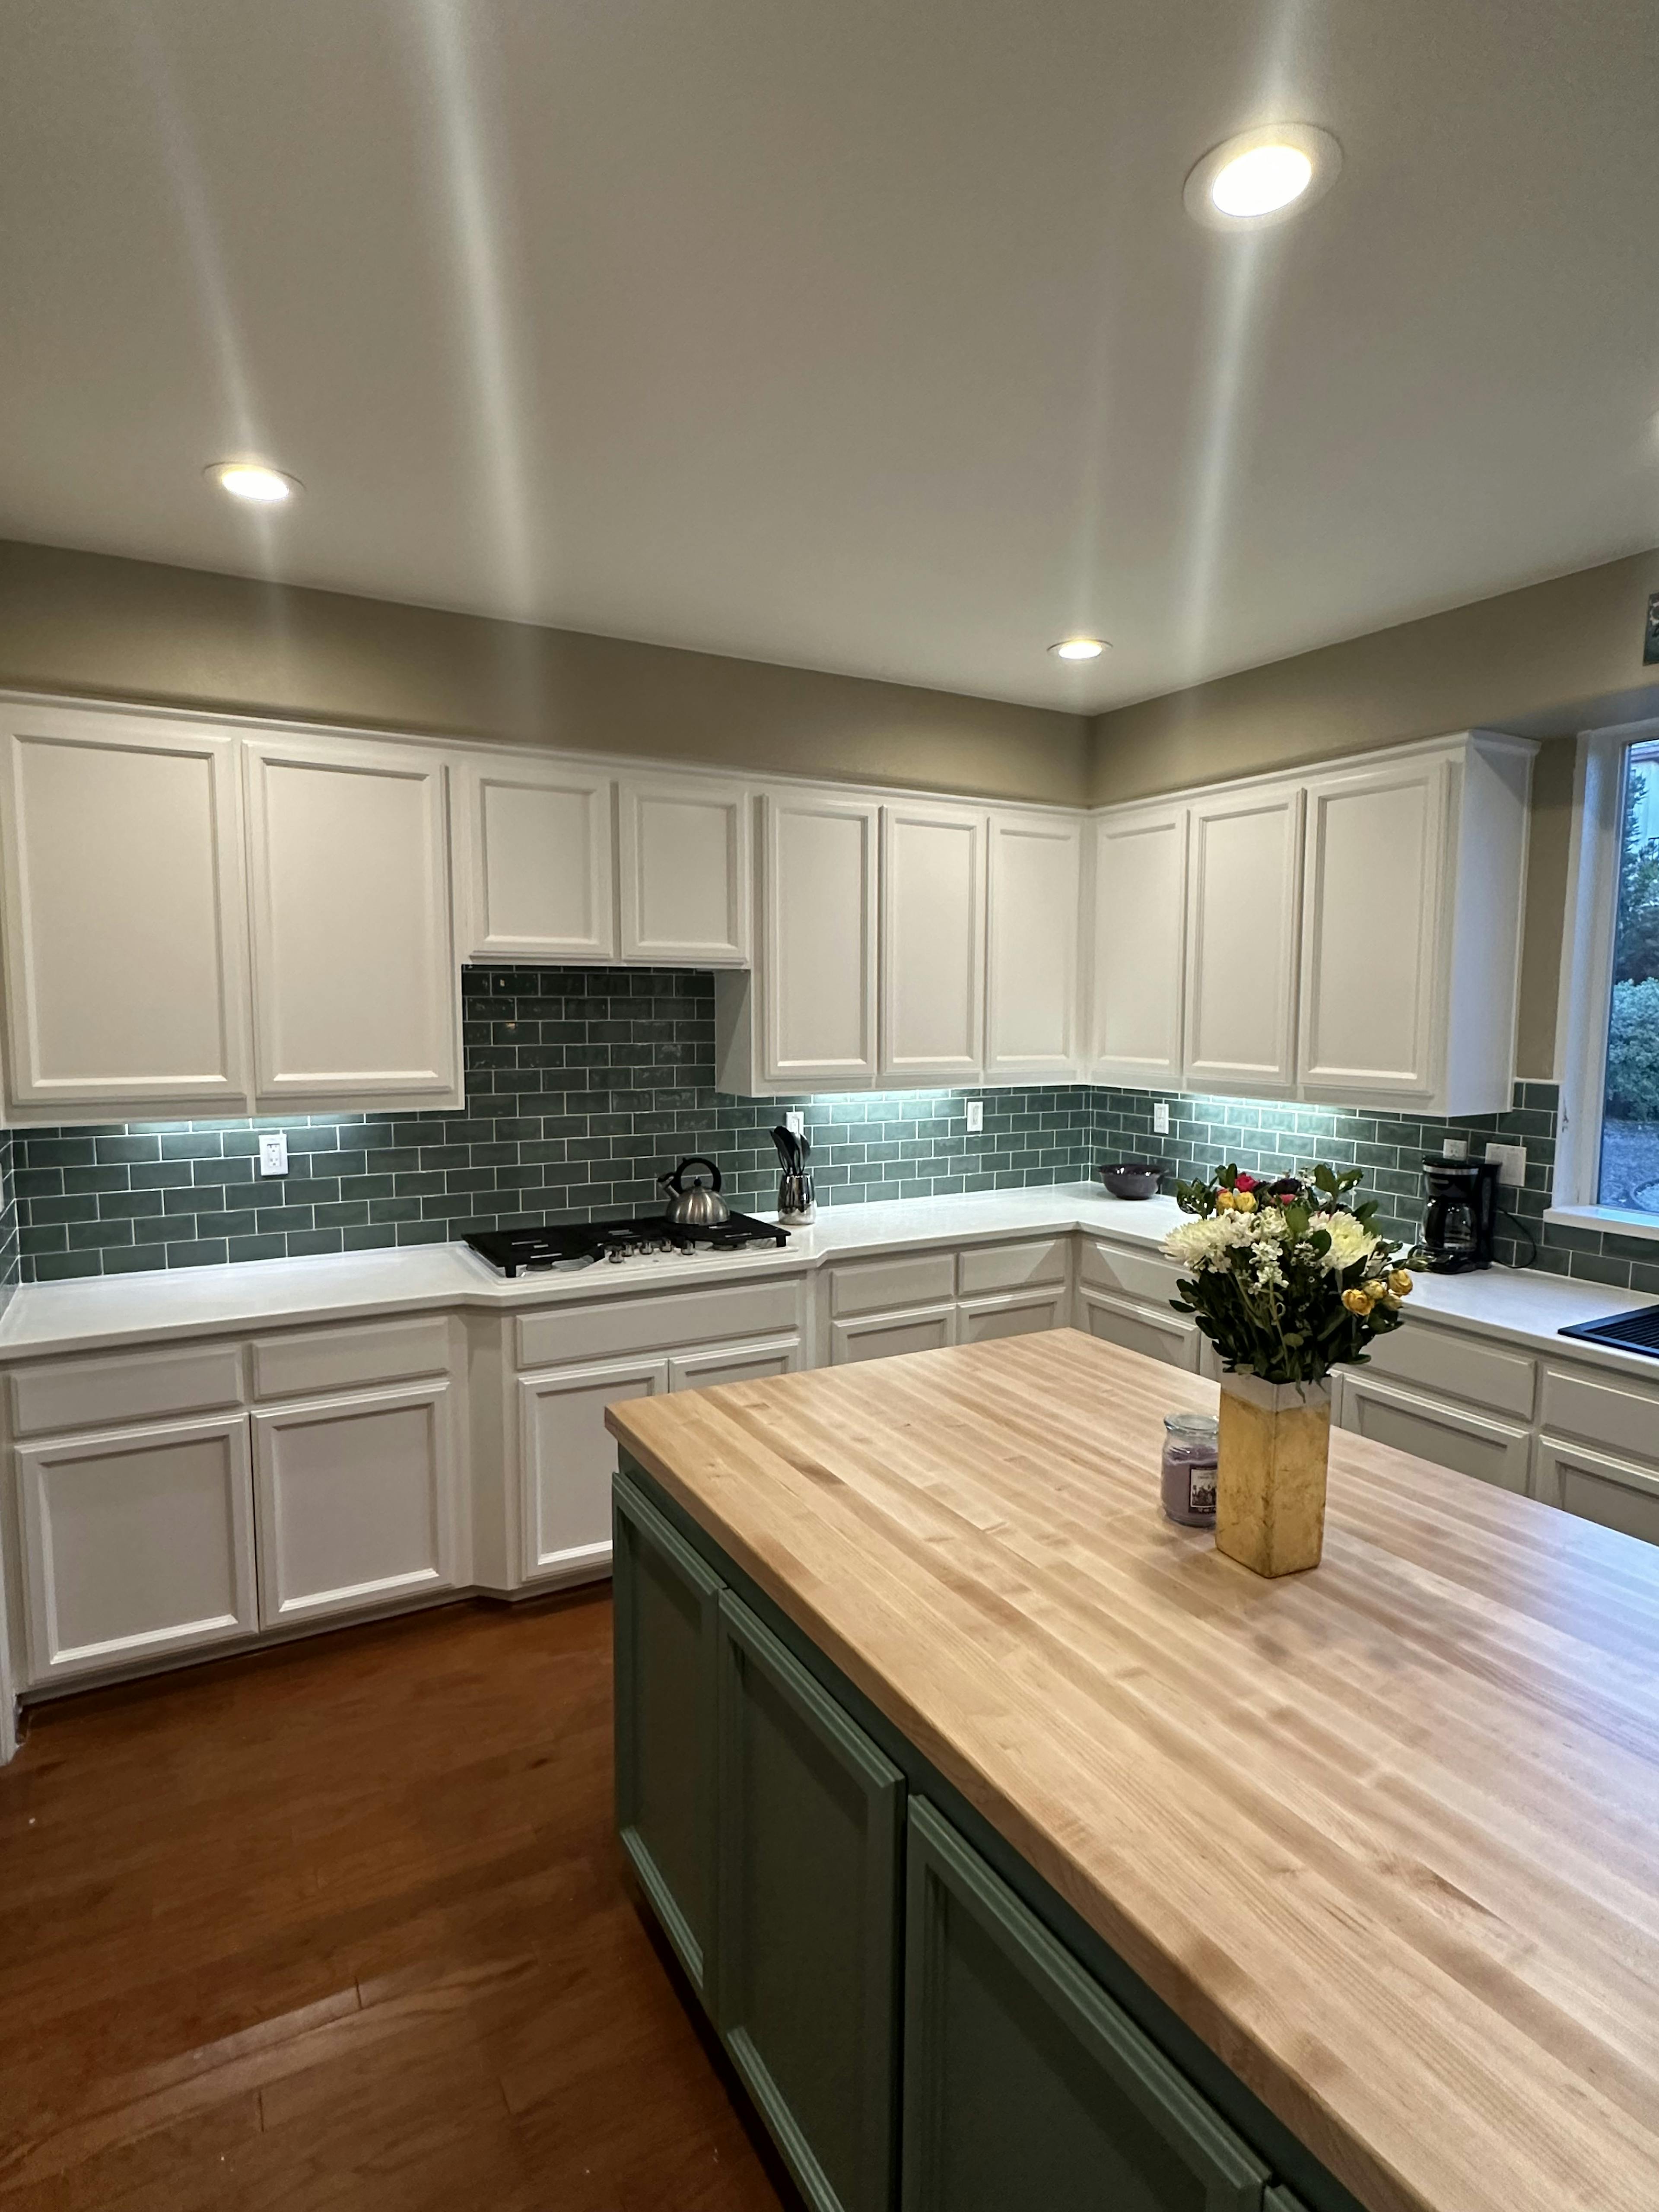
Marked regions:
[0,1181,1652,1377]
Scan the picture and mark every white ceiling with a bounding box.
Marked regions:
[3,1,1658,713]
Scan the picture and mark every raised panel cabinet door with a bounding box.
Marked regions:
[1183,784,1304,1096]
[0,706,251,1114]
[1532,1435,1659,1548]
[957,1291,1068,1344]
[519,1356,669,1586]
[902,1799,1268,2212]
[668,1335,803,1391]
[458,757,617,960]
[1089,806,1187,1086]
[716,1591,903,2212]
[17,1413,257,1685]
[880,801,986,1083]
[1079,1290,1201,1373]
[1299,758,1448,1101]
[761,790,879,1085]
[985,812,1082,1080]
[1339,1373,1530,1494]
[251,1382,462,1627]
[613,1469,723,1999]
[830,1306,957,1366]
[619,777,750,965]
[245,738,460,1106]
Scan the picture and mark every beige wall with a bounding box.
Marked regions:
[1089,548,1659,1080]
[0,540,1090,807]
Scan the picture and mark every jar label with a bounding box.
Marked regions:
[1188,1465,1217,1515]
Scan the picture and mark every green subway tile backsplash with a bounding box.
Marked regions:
[0,965,1646,1293]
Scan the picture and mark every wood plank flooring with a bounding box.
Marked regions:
[0,1592,800,2211]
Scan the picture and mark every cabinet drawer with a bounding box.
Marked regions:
[517,1278,804,1370]
[830,1252,956,1318]
[1078,1289,1199,1372]
[1341,1374,1531,1494]
[1534,1434,1659,1548]
[10,1342,245,1439]
[1079,1239,1184,1306]
[250,1316,452,1401]
[830,1306,955,1366]
[1363,1320,1534,1420]
[1540,1364,1659,1467]
[956,1237,1069,1298]
[957,1291,1067,1345]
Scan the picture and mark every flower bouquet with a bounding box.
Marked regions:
[1162,1163,1414,1576]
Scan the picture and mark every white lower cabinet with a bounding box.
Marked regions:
[520,1356,669,1591]
[667,1335,802,1390]
[17,1413,257,1683]
[831,1306,957,1364]
[1532,1435,1659,1547]
[1078,1288,1200,1371]
[1337,1370,1532,1494]
[958,1290,1069,1344]
[251,1382,462,1627]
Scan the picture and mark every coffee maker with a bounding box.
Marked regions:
[1419,1157,1499,1272]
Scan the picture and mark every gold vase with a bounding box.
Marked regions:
[1215,1373,1332,1576]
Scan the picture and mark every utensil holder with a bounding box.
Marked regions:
[777,1171,816,1225]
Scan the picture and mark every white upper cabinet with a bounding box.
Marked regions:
[758,788,879,1086]
[245,737,461,1109]
[1087,805,1186,1087]
[618,775,750,966]
[880,800,985,1084]
[0,704,251,1116]
[1183,782,1304,1097]
[458,756,616,962]
[985,811,1082,1081]
[1298,755,1448,1103]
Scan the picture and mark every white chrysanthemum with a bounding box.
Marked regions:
[1163,1208,1283,1273]
[1307,1210,1379,1274]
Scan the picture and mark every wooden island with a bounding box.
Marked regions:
[605,1329,1659,2212]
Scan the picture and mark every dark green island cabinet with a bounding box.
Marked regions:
[613,1463,1344,2212]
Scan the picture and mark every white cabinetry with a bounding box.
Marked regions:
[667,1336,801,1390]
[245,737,460,1109]
[17,1413,257,1682]
[457,755,615,963]
[880,800,985,1084]
[1183,782,1304,1098]
[1338,1370,1532,1494]
[985,811,1081,1081]
[251,1382,462,1627]
[757,788,880,1086]
[0,704,251,1118]
[520,1355,667,1589]
[1088,804,1186,1087]
[619,776,749,965]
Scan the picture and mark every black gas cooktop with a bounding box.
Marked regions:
[466,1211,788,1278]
[1558,1303,1659,1360]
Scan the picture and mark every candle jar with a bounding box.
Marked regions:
[1160,1411,1219,1527]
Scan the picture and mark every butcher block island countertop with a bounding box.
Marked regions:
[607,1327,1659,2212]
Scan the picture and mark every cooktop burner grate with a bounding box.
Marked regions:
[466,1211,788,1278]
[1558,1304,1659,1360]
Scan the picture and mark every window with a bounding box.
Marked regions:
[1556,725,1659,1234]
[1599,737,1659,1215]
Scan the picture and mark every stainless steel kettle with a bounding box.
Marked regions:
[658,1155,730,1227]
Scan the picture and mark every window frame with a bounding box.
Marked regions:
[1551,719,1659,1241]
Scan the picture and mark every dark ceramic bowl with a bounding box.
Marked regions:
[1098,1161,1165,1201]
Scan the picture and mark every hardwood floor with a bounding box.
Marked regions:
[0,1592,801,2210]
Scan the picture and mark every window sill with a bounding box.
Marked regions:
[1544,1205,1659,1245]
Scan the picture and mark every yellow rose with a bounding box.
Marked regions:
[1214,1189,1235,1211]
[1341,1287,1373,1315]
[1233,1189,1257,1213]
[1389,1269,1413,1296]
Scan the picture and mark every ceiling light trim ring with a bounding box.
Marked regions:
[1183,124,1342,232]
[207,461,303,504]
[1049,637,1109,661]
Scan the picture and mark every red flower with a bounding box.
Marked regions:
[1234,1173,1258,1192]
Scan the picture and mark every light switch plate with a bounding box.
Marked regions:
[1484,1140,1526,1188]
[785,1110,805,1138]
[259,1131,289,1177]
[966,1100,984,1133]
[1152,1102,1170,1135]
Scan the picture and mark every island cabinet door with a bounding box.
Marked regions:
[902,1799,1268,2212]
[612,1471,723,2002]
[715,1592,903,2212]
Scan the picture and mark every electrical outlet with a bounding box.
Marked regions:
[785,1110,804,1138]
[1484,1140,1527,1188]
[966,1099,984,1133]
[1442,1137,1468,1160]
[258,1131,289,1177]
[1152,1102,1170,1135]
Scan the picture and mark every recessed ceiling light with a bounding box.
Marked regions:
[1050,638,1108,661]
[207,461,301,504]
[1184,125,1341,232]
